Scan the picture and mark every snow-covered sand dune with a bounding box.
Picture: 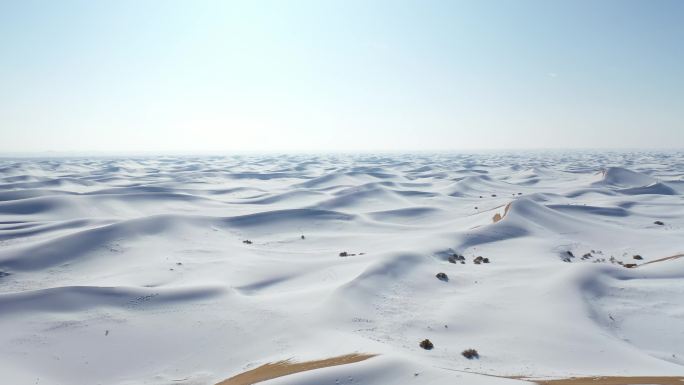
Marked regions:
[0,152,683,385]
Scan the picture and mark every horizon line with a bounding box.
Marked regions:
[1,147,683,158]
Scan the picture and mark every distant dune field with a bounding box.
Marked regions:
[1,152,683,385]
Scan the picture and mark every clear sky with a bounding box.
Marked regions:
[1,0,683,153]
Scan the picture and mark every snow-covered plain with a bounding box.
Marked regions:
[0,152,683,385]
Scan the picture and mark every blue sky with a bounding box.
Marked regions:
[1,0,682,152]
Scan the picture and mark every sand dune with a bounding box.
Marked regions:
[598,167,658,187]
[0,153,683,385]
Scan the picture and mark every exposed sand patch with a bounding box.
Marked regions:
[493,202,513,223]
[531,376,684,385]
[638,253,684,267]
[215,353,376,385]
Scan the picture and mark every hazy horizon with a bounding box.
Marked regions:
[5,146,684,159]
[2,0,683,152]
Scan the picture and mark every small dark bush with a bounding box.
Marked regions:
[633,255,643,260]
[474,256,489,264]
[419,339,434,350]
[448,254,465,264]
[654,221,664,225]
[243,240,253,244]
[339,251,349,257]
[624,263,637,268]
[462,348,479,359]
[436,272,449,281]
[301,235,305,240]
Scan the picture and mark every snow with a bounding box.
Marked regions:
[0,152,683,385]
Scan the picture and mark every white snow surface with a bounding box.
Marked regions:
[0,152,683,385]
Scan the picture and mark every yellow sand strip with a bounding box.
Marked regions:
[531,376,684,385]
[215,353,376,385]
[436,368,684,385]
[638,253,684,267]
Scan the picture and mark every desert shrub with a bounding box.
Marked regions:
[654,221,664,225]
[243,240,253,244]
[474,256,489,264]
[436,272,449,281]
[462,348,479,359]
[624,263,637,268]
[339,251,349,257]
[633,255,643,260]
[419,339,434,350]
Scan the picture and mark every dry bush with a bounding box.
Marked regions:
[419,339,434,350]
[462,348,479,359]
[448,254,465,264]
